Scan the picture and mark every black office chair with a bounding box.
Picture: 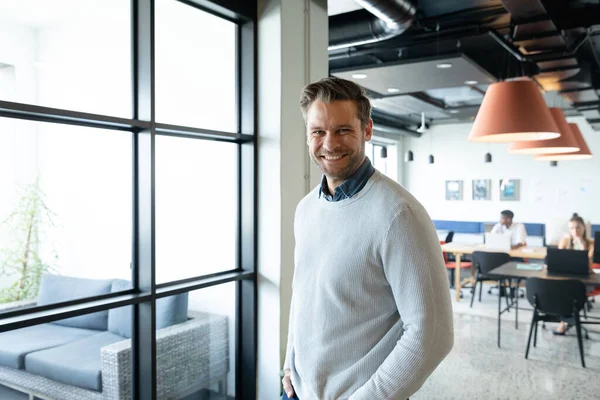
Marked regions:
[470,251,512,308]
[525,278,588,367]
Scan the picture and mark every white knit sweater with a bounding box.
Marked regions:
[284,171,453,400]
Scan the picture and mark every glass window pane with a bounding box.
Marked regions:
[0,117,132,313]
[0,0,132,116]
[0,303,133,396]
[155,0,237,132]
[156,136,237,283]
[156,282,236,400]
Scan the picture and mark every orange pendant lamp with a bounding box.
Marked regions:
[468,79,561,142]
[508,108,579,154]
[534,123,592,160]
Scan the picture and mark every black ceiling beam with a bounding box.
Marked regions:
[573,101,600,110]
[371,109,422,138]
[470,86,486,96]
[410,92,446,109]
[559,87,595,93]
[415,4,508,32]
[546,3,600,30]
[488,30,526,62]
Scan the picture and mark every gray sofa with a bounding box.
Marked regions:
[0,274,229,400]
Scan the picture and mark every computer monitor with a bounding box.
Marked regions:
[594,231,600,264]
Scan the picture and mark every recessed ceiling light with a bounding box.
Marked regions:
[387,88,400,93]
[465,80,478,85]
[352,73,367,79]
[448,110,460,114]
[436,63,453,69]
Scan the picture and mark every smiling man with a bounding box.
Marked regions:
[281,77,453,400]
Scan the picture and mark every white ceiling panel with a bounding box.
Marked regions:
[333,55,496,96]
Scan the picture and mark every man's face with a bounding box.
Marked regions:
[500,215,512,227]
[305,100,372,186]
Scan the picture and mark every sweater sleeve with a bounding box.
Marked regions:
[283,294,294,370]
[349,205,454,400]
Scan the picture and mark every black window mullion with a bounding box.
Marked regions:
[132,0,157,399]
[0,100,148,131]
[237,14,257,399]
[0,293,151,333]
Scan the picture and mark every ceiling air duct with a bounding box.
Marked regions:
[329,0,417,51]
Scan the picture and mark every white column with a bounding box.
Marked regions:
[256,0,328,398]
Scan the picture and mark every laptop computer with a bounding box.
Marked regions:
[485,233,512,251]
[547,247,589,276]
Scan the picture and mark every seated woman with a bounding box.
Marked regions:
[554,213,595,335]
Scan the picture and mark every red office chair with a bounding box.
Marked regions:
[441,241,473,298]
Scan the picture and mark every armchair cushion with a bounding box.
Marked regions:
[37,274,115,330]
[107,280,188,338]
[0,324,98,369]
[25,331,125,392]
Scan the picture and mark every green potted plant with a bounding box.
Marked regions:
[0,179,58,303]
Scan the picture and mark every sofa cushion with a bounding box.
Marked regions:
[37,274,115,330]
[0,324,98,369]
[108,279,188,338]
[25,331,125,392]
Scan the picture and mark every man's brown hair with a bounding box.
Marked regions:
[300,77,372,129]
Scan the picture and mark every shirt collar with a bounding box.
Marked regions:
[319,157,375,202]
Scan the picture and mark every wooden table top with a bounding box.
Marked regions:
[441,242,547,260]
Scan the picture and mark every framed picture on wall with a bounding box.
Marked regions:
[472,179,491,200]
[445,180,463,201]
[499,178,520,201]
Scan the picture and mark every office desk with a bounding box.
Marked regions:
[488,262,600,347]
[440,243,547,301]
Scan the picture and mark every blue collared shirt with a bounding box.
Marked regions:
[319,158,376,202]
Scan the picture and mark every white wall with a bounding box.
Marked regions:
[256,0,328,398]
[404,117,600,226]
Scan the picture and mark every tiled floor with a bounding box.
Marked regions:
[414,283,600,399]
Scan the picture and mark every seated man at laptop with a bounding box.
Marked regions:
[491,210,527,249]
[554,213,595,335]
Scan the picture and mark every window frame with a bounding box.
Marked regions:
[0,0,257,399]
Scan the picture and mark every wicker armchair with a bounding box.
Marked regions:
[0,311,229,400]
